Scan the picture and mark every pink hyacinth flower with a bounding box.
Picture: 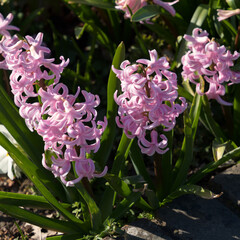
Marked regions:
[115,0,147,19]
[217,9,240,22]
[0,12,108,186]
[0,13,19,38]
[181,28,240,105]
[113,49,187,156]
[153,0,179,16]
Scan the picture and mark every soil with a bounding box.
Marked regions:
[0,175,58,240]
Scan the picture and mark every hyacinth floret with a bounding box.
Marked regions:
[0,12,108,186]
[217,9,240,22]
[113,49,187,156]
[181,28,240,105]
[115,0,179,20]
[0,13,19,38]
[115,0,147,19]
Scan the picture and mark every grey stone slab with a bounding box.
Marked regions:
[103,218,173,240]
[121,219,173,240]
[213,163,240,207]
[156,194,240,240]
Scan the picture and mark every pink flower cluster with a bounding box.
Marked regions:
[113,50,187,156]
[115,0,179,20]
[181,28,240,105]
[0,13,107,186]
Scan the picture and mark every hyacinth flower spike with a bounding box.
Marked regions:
[0,12,108,186]
[113,49,187,156]
[181,28,240,105]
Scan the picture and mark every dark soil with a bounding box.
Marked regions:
[0,175,58,239]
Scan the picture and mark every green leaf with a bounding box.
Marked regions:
[156,129,174,201]
[176,4,208,65]
[201,95,227,143]
[74,25,87,40]
[108,192,141,221]
[64,0,115,10]
[104,174,131,197]
[177,84,194,102]
[104,174,152,211]
[70,4,114,55]
[145,23,176,47]
[14,221,27,240]
[99,132,132,221]
[0,191,71,209]
[0,88,66,200]
[171,93,202,191]
[188,147,240,184]
[111,133,133,176]
[75,181,102,232]
[233,84,240,144]
[129,139,155,190]
[98,187,115,222]
[0,133,87,233]
[122,175,146,185]
[132,5,161,22]
[85,21,114,53]
[145,189,159,210]
[0,85,43,163]
[93,42,125,168]
[0,203,80,234]
[47,234,83,240]
[162,184,221,205]
[220,19,238,38]
[189,93,202,139]
[226,0,239,9]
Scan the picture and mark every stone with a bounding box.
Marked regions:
[213,163,240,208]
[121,218,173,240]
[156,194,240,240]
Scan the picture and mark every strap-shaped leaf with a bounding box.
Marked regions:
[75,181,102,232]
[0,191,70,209]
[47,234,83,240]
[131,5,161,22]
[64,0,115,10]
[233,85,240,145]
[0,86,68,201]
[109,192,141,221]
[226,0,240,9]
[202,95,227,142]
[0,85,43,163]
[156,129,174,201]
[104,174,152,211]
[129,139,155,190]
[94,42,125,168]
[0,203,80,234]
[99,132,132,221]
[171,93,202,191]
[188,147,240,184]
[0,133,87,233]
[162,184,221,205]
